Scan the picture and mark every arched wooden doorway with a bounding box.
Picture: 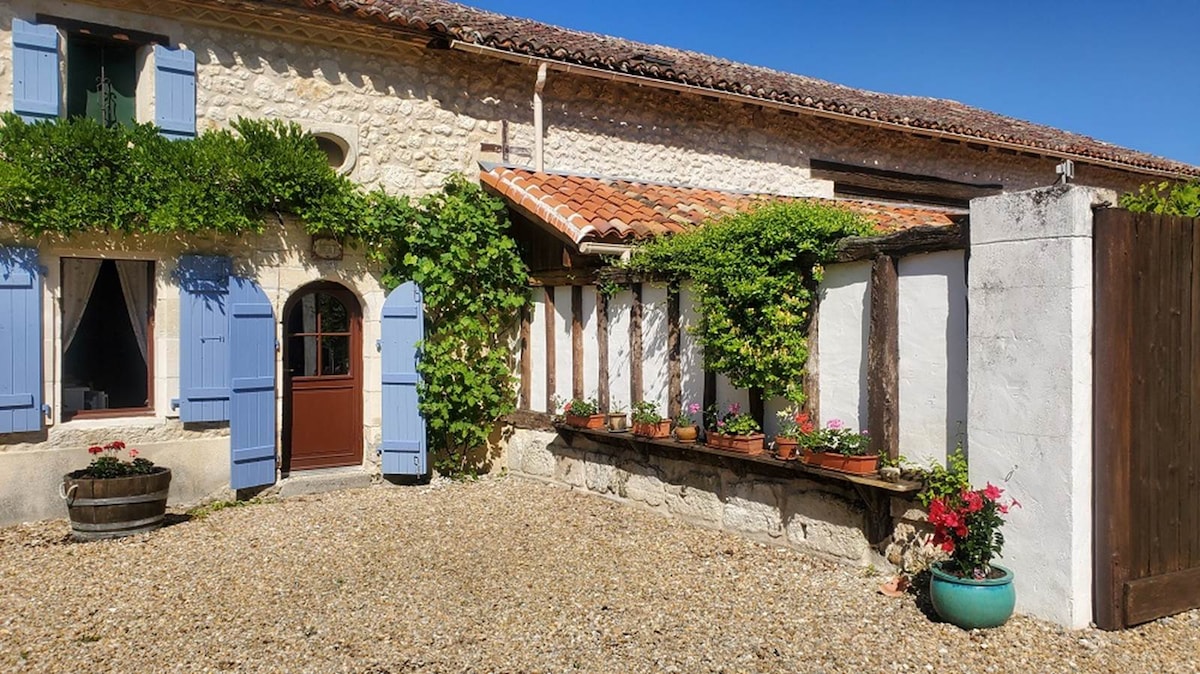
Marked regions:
[282,281,362,471]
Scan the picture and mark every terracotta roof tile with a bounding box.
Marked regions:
[261,0,1199,178]
[479,166,960,245]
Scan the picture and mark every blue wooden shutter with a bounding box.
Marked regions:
[228,276,276,489]
[177,255,231,421]
[380,282,426,475]
[12,19,61,123]
[154,45,196,140]
[0,247,42,433]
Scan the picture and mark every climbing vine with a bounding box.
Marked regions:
[0,115,527,475]
[1121,180,1200,217]
[622,201,874,403]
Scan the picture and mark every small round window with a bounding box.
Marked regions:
[312,133,349,171]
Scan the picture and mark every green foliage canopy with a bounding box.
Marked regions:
[622,201,874,403]
[0,116,528,475]
[1120,180,1200,217]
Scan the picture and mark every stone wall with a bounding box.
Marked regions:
[2,1,1157,205]
[505,428,929,567]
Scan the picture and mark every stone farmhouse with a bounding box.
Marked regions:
[1,0,1197,628]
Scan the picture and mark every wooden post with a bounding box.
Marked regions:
[867,255,899,460]
[571,285,584,399]
[667,283,682,420]
[596,290,611,413]
[630,283,644,405]
[804,290,820,418]
[544,286,556,412]
[518,300,531,409]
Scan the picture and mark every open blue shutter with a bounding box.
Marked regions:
[177,255,231,421]
[12,19,61,123]
[228,276,276,489]
[0,247,42,433]
[380,282,426,475]
[154,45,196,140]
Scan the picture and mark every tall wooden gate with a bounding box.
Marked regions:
[1094,208,1200,629]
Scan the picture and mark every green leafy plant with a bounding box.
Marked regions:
[1121,180,1200,217]
[76,441,157,479]
[562,397,600,417]
[674,402,701,428]
[814,418,871,456]
[929,483,1020,579]
[917,446,971,507]
[708,403,761,436]
[622,201,874,403]
[630,400,663,425]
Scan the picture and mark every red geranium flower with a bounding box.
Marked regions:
[87,445,103,455]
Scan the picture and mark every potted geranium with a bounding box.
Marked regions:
[60,440,172,541]
[805,419,876,474]
[631,400,671,438]
[705,403,764,454]
[927,483,1021,629]
[774,406,817,460]
[673,402,701,443]
[562,397,604,429]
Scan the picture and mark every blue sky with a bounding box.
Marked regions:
[467,1,1200,167]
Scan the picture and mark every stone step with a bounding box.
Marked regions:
[277,468,375,498]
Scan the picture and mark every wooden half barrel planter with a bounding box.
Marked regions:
[61,468,172,541]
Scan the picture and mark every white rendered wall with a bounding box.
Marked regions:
[607,289,633,414]
[553,286,573,407]
[528,290,548,413]
[817,261,871,429]
[581,287,600,403]
[641,284,671,413]
[898,250,968,467]
[678,283,705,418]
[968,185,1114,629]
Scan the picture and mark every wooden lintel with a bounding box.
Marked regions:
[867,255,899,460]
[835,224,966,263]
[595,268,672,286]
[630,283,644,405]
[528,269,601,287]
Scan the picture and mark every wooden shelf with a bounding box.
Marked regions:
[554,424,922,494]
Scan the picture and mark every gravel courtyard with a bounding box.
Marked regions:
[1,477,1197,673]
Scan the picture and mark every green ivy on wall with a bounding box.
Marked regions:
[0,115,528,477]
[621,201,874,404]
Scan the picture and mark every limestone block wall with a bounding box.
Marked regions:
[506,428,888,565]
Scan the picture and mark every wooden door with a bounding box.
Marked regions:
[283,283,362,471]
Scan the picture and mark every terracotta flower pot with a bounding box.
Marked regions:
[565,413,606,429]
[633,419,671,438]
[775,437,799,460]
[706,432,765,455]
[816,452,880,475]
[675,425,698,443]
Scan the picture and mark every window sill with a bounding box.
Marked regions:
[57,412,160,430]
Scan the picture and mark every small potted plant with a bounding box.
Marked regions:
[631,400,671,438]
[928,483,1021,629]
[60,440,171,541]
[705,403,764,455]
[805,419,876,474]
[561,397,604,429]
[774,406,816,460]
[606,403,628,432]
[674,402,701,443]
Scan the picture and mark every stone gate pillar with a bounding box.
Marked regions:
[967,184,1115,629]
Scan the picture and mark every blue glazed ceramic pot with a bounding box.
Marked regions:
[929,562,1016,629]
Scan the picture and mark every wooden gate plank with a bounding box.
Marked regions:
[1093,208,1135,631]
[1125,566,1200,626]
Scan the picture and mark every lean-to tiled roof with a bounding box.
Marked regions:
[261,0,1199,178]
[480,166,961,245]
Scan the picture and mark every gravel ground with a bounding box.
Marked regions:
[0,476,1197,673]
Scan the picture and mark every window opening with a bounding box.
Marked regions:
[62,259,154,418]
[66,34,138,127]
[286,291,353,377]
